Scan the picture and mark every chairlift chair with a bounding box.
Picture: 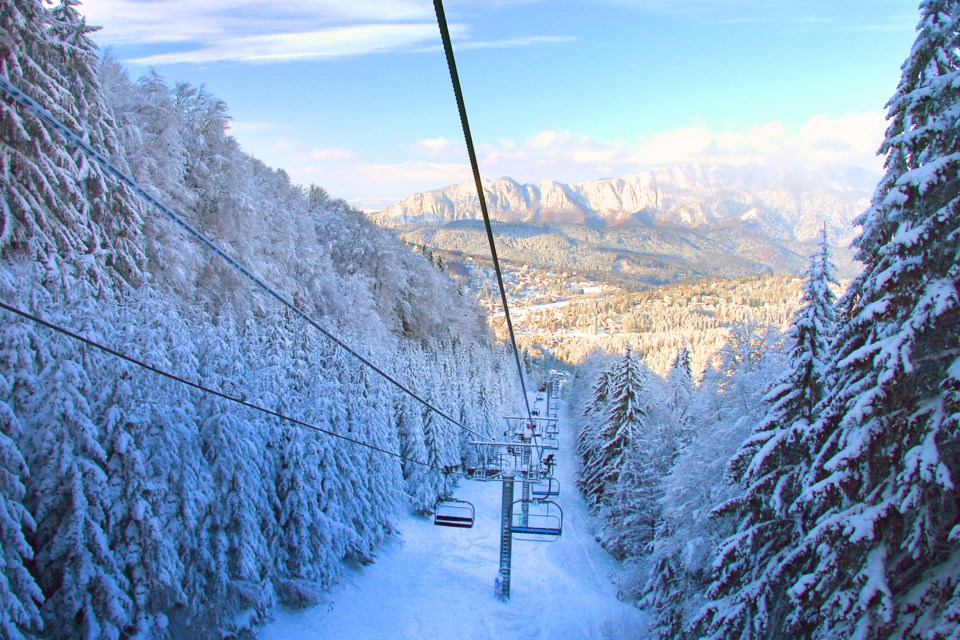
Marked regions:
[540,436,559,451]
[510,498,562,541]
[531,477,560,498]
[434,498,475,528]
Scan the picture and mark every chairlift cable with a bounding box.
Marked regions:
[433,0,535,426]
[0,299,446,472]
[0,74,484,440]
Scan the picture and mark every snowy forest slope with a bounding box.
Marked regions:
[0,2,520,638]
[573,2,960,638]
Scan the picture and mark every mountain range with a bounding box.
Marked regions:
[373,161,878,286]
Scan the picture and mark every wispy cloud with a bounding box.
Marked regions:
[129,23,443,65]
[303,147,355,161]
[411,137,461,156]
[81,0,434,43]
[417,35,576,52]
[82,0,569,65]
[359,161,470,184]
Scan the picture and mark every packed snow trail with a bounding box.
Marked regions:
[259,397,650,639]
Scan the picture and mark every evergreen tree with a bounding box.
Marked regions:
[46,0,146,289]
[1,0,144,293]
[576,359,613,498]
[665,347,695,444]
[188,314,274,636]
[785,4,960,637]
[695,231,838,638]
[579,348,650,511]
[0,371,43,640]
[641,322,784,639]
[25,330,130,639]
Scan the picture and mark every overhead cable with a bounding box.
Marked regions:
[432,0,535,425]
[0,299,445,471]
[0,74,483,439]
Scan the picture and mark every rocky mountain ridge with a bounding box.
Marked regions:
[374,161,876,246]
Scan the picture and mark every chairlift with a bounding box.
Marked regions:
[434,498,475,528]
[477,452,507,481]
[539,436,559,451]
[531,477,560,498]
[510,498,562,541]
[468,444,506,480]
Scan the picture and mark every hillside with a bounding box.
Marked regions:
[0,4,520,638]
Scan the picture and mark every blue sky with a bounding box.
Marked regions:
[82,0,919,209]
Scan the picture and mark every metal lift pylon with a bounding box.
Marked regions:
[496,470,515,601]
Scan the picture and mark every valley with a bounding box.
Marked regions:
[416,248,809,378]
[380,161,864,376]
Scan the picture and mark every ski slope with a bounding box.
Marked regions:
[259,397,650,640]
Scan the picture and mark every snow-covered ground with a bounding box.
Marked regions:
[259,398,650,640]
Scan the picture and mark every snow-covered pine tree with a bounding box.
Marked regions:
[257,315,341,605]
[107,291,204,637]
[695,230,838,639]
[0,370,43,640]
[187,312,273,636]
[335,348,402,555]
[576,356,615,500]
[786,3,960,637]
[1,0,144,293]
[1,0,86,275]
[97,359,178,639]
[393,346,436,512]
[25,318,131,638]
[666,347,695,441]
[46,0,146,290]
[579,347,650,512]
[596,432,662,561]
[641,321,784,639]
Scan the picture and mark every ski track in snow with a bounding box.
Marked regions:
[259,397,651,639]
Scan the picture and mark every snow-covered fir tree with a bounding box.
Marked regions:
[666,347,694,433]
[781,3,960,637]
[694,230,838,639]
[578,347,651,511]
[576,357,614,490]
[640,321,784,639]
[0,368,43,639]
[25,318,131,639]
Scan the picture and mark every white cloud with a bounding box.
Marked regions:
[631,126,714,164]
[359,161,470,184]
[411,137,460,156]
[230,113,887,210]
[304,147,355,161]
[82,0,565,65]
[82,0,434,44]
[129,23,443,65]
[468,112,886,184]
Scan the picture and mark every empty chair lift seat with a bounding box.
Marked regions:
[434,498,475,528]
